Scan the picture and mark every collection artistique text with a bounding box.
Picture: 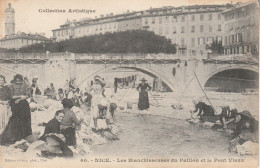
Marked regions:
[38,9,96,13]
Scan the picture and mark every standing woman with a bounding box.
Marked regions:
[137,78,152,110]
[90,75,110,130]
[0,75,11,135]
[0,74,32,144]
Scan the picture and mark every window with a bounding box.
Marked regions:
[165,27,169,34]
[200,50,203,55]
[217,36,222,43]
[181,38,185,45]
[231,35,235,44]
[218,24,221,31]
[200,14,204,21]
[209,26,212,32]
[209,14,212,20]
[145,18,148,24]
[159,16,162,24]
[181,26,185,33]
[172,16,177,23]
[191,25,195,32]
[173,27,176,34]
[191,38,195,47]
[152,17,155,24]
[182,16,185,22]
[207,37,213,44]
[218,13,221,20]
[198,37,205,45]
[191,15,195,21]
[200,25,204,32]
[165,16,169,23]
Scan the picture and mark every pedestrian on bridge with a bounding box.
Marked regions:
[137,78,152,110]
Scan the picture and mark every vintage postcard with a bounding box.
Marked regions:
[0,0,259,167]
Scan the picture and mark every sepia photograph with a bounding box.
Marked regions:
[0,0,259,167]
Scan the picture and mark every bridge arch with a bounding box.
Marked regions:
[203,66,259,92]
[77,64,174,92]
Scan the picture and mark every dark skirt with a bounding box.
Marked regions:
[138,91,149,110]
[41,134,73,158]
[0,99,32,145]
[61,127,76,146]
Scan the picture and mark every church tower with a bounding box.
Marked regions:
[5,3,15,36]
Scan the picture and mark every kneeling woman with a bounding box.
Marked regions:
[0,74,32,144]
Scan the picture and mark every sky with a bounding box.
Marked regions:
[0,0,252,38]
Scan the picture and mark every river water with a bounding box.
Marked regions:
[92,112,237,158]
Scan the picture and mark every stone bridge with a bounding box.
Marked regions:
[0,52,258,93]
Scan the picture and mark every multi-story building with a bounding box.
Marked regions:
[222,1,259,57]
[0,3,51,49]
[51,3,253,57]
[141,5,230,56]
[52,11,145,42]
[0,32,50,49]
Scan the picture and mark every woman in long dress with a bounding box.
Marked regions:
[137,78,152,110]
[0,74,32,144]
[0,75,11,136]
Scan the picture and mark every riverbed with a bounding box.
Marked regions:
[93,112,237,158]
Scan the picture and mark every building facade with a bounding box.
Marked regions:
[0,32,51,49]
[222,1,259,57]
[140,5,228,57]
[52,2,259,57]
[0,3,50,49]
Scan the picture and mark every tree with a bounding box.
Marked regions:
[6,30,177,54]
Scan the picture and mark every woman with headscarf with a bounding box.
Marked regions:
[0,74,32,145]
[137,78,152,110]
[0,75,12,135]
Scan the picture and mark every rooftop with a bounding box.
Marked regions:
[53,3,234,31]
[0,32,51,41]
[222,1,259,13]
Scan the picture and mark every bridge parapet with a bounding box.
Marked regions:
[0,52,181,64]
[203,54,258,65]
